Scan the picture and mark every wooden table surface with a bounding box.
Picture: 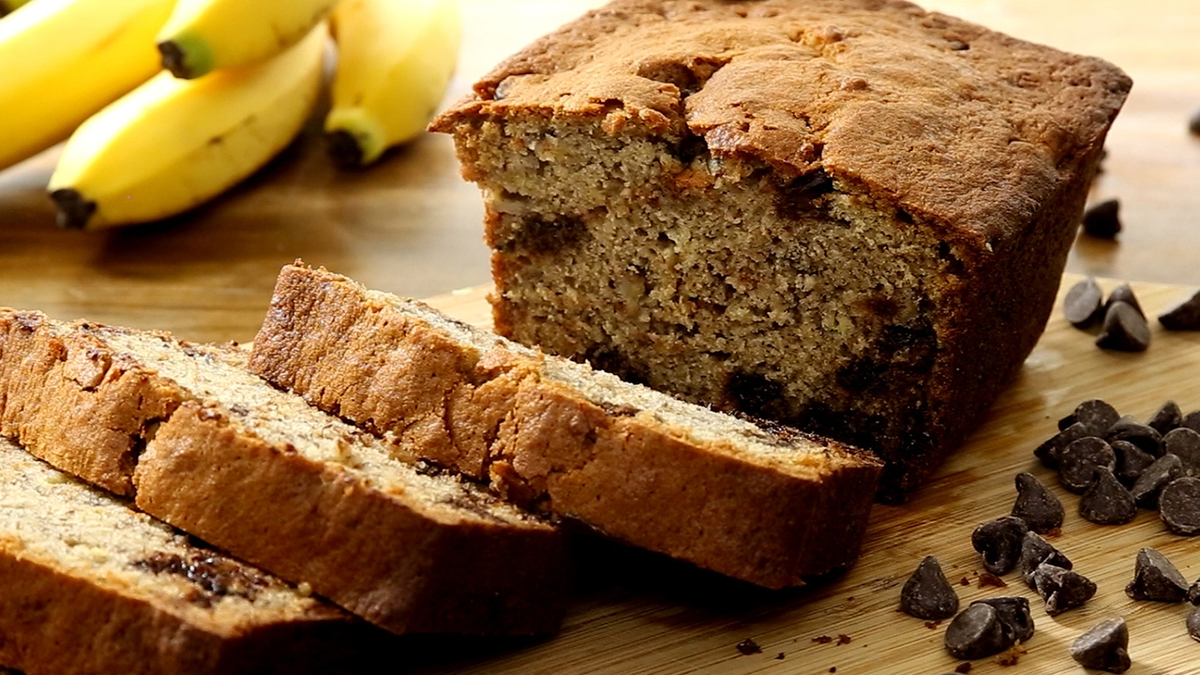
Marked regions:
[1,0,1199,344]
[1,1,1200,673]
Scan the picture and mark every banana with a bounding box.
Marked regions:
[156,0,337,79]
[0,0,34,16]
[325,0,461,167]
[0,0,173,172]
[48,22,328,230]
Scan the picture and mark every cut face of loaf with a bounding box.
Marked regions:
[0,308,568,636]
[249,262,882,589]
[0,438,385,675]
[430,0,1132,501]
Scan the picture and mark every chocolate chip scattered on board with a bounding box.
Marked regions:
[1096,301,1151,352]
[1070,617,1131,674]
[1189,606,1200,643]
[1010,472,1064,533]
[944,604,1015,660]
[971,516,1029,575]
[970,597,1034,643]
[1105,283,1145,319]
[1064,399,1122,436]
[1106,417,1163,457]
[1164,427,1200,475]
[1063,277,1106,328]
[1147,400,1183,434]
[1033,563,1097,616]
[1059,437,1117,493]
[736,638,761,655]
[1082,199,1122,239]
[1125,547,1189,602]
[1019,531,1072,589]
[1113,440,1156,487]
[899,556,959,620]
[1129,454,1183,509]
[1079,468,1137,525]
[1159,476,1200,535]
[1035,422,1093,468]
[1158,290,1200,330]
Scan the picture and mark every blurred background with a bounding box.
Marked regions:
[1,0,1198,344]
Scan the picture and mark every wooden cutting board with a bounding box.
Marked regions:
[418,276,1200,675]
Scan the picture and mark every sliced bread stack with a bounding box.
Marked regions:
[249,262,883,589]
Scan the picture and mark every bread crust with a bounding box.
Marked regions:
[250,263,881,588]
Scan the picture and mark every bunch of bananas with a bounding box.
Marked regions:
[0,0,461,230]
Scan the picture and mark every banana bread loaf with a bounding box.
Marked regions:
[0,308,568,636]
[429,0,1132,501]
[249,262,882,589]
[0,437,386,675]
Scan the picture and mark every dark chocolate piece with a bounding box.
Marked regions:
[1147,400,1183,434]
[1035,422,1093,468]
[970,597,1034,643]
[1033,564,1097,616]
[1189,605,1200,643]
[1070,617,1131,673]
[1125,547,1189,602]
[1189,578,1200,606]
[1130,454,1183,509]
[1158,290,1200,330]
[1010,472,1064,534]
[1113,440,1156,487]
[1059,436,1117,493]
[1185,410,1200,433]
[899,556,959,620]
[971,516,1029,575]
[1060,399,1121,436]
[1104,283,1144,319]
[1019,531,1072,589]
[1160,477,1200,535]
[1081,199,1122,239]
[1164,427,1200,476]
[1096,301,1150,352]
[1063,277,1105,328]
[1106,416,1163,457]
[1079,468,1137,525]
[736,638,762,655]
[944,604,1015,660]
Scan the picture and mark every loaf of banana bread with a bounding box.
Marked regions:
[249,262,882,589]
[430,0,1131,501]
[0,437,386,675]
[0,308,568,636]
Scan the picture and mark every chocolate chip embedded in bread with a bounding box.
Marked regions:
[1096,301,1151,352]
[1159,477,1200,535]
[1070,617,1131,673]
[971,516,1029,575]
[1019,531,1072,589]
[1158,290,1200,330]
[1010,472,1064,533]
[1081,199,1121,239]
[1063,277,1105,328]
[970,596,1034,644]
[1125,547,1189,602]
[1033,563,1097,616]
[1079,468,1137,525]
[1130,454,1183,509]
[944,604,1016,660]
[899,555,960,620]
[1059,437,1117,493]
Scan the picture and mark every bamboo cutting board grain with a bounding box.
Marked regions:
[420,276,1200,675]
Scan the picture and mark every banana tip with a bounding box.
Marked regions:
[326,130,367,169]
[158,40,200,79]
[50,189,97,230]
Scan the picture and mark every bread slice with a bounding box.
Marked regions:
[0,436,387,675]
[429,0,1131,501]
[0,308,568,636]
[249,262,882,589]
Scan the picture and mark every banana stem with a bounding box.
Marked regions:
[50,189,98,230]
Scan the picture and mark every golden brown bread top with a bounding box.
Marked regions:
[432,0,1131,250]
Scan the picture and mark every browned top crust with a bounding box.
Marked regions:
[432,0,1131,250]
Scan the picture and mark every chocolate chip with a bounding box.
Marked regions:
[1189,605,1200,642]
[1158,290,1200,330]
[1113,440,1156,487]
[1079,468,1137,525]
[1130,454,1183,509]
[1070,617,1131,673]
[1010,472,1064,533]
[1063,277,1105,328]
[1096,301,1151,352]
[1189,578,1200,606]
[736,638,762,655]
[970,597,1034,643]
[1104,283,1144,319]
[1160,476,1200,535]
[944,604,1016,660]
[1164,427,1200,476]
[1081,199,1121,239]
[971,516,1029,575]
[1033,564,1097,616]
[1019,531,1072,589]
[1148,400,1183,434]
[899,556,960,620]
[1125,547,1189,602]
[1035,421,1093,468]
[1184,410,1200,433]
[1060,398,1121,436]
[1106,417,1163,457]
[1059,436,1117,493]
